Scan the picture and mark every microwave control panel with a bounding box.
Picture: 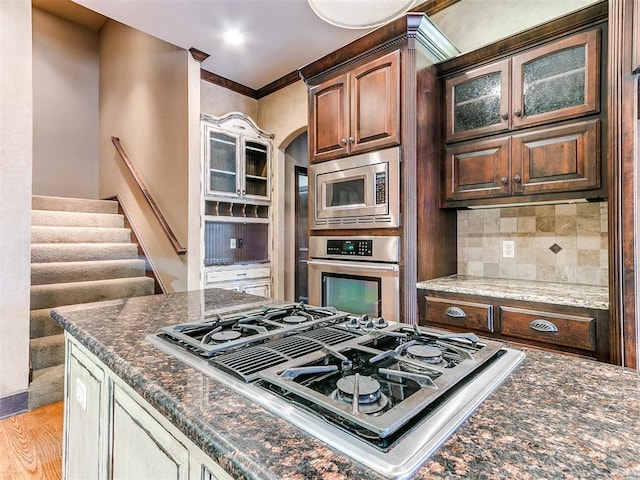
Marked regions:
[375,171,386,205]
[326,239,373,257]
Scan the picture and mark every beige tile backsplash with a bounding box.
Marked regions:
[457,202,608,286]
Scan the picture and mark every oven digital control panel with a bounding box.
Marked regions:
[326,239,373,257]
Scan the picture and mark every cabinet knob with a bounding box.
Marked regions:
[348,136,355,143]
[340,138,347,145]
[513,109,522,118]
[236,188,241,195]
[500,176,508,185]
[241,189,246,195]
[501,112,509,120]
[513,175,522,183]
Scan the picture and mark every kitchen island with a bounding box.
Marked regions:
[52,288,640,480]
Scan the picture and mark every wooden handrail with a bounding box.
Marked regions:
[111,136,187,255]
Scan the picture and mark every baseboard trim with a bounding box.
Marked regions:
[0,391,28,419]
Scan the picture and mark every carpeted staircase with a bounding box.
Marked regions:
[28,195,156,409]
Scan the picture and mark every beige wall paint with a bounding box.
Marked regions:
[200,80,258,118]
[257,80,308,299]
[431,0,600,54]
[283,133,308,301]
[99,20,193,292]
[32,8,99,198]
[0,0,32,402]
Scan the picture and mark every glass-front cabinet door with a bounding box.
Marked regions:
[445,60,510,142]
[243,139,270,199]
[202,113,272,202]
[207,130,240,197]
[511,29,600,129]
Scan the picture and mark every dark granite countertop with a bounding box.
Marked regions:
[52,289,640,480]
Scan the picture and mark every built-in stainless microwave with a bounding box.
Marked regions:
[309,147,400,229]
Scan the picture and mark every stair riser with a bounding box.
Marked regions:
[30,309,63,338]
[31,278,156,310]
[32,210,124,228]
[32,195,118,214]
[31,259,147,286]
[32,243,139,263]
[28,365,64,410]
[30,335,65,371]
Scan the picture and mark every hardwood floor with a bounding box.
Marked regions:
[0,402,63,480]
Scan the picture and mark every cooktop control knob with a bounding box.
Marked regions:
[375,317,389,328]
[346,316,359,328]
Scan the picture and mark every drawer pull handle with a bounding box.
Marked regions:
[529,319,558,332]
[445,307,466,318]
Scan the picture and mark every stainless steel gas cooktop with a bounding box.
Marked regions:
[147,302,524,480]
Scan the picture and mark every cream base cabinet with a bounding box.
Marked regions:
[112,384,189,479]
[64,341,108,480]
[63,335,233,480]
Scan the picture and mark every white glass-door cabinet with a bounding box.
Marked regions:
[200,113,274,295]
[202,112,273,203]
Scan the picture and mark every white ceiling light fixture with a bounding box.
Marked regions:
[307,0,418,29]
[223,28,245,45]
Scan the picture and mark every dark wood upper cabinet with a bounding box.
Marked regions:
[446,29,600,143]
[511,29,600,129]
[445,59,510,142]
[441,22,606,208]
[308,50,400,163]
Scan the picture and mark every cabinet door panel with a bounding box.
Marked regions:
[350,50,400,153]
[207,131,239,197]
[309,74,349,162]
[512,30,600,129]
[445,59,510,142]
[512,119,600,195]
[65,345,106,480]
[112,385,189,480]
[444,137,511,200]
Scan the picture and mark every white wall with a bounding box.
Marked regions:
[0,0,32,408]
[32,8,99,198]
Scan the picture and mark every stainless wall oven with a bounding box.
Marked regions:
[308,236,400,321]
[309,147,400,229]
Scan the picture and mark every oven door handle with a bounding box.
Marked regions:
[307,259,399,272]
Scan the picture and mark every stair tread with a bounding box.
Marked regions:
[31,258,147,285]
[31,225,132,244]
[30,276,156,310]
[31,242,139,263]
[32,209,124,228]
[32,195,118,214]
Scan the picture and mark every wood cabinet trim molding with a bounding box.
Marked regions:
[607,0,639,369]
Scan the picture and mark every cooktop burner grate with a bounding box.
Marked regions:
[212,326,358,382]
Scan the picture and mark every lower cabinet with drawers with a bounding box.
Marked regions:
[418,289,610,362]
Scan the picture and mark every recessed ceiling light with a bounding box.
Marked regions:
[223,29,244,45]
